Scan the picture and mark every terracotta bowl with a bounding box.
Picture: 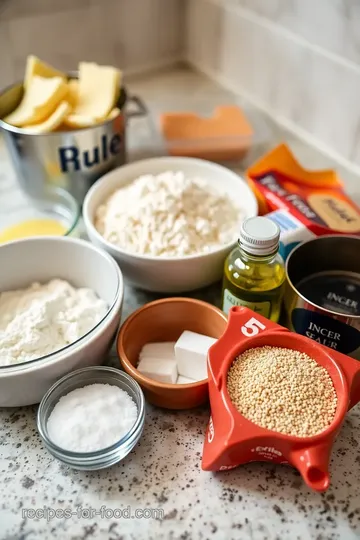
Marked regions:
[117,298,228,409]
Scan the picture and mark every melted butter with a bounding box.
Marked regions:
[0,218,66,243]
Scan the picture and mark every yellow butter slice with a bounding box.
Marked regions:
[63,113,95,129]
[74,62,122,121]
[24,101,71,134]
[63,106,121,128]
[4,76,68,127]
[107,107,121,120]
[66,79,79,109]
[24,55,66,89]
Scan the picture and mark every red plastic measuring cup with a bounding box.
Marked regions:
[202,307,360,492]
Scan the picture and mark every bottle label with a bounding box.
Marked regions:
[222,289,271,317]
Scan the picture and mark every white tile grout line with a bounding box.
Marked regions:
[209,0,360,75]
[186,59,360,177]
[124,58,184,80]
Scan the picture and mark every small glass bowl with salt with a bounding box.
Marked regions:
[37,366,145,470]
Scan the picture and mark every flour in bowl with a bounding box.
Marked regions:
[0,279,108,366]
[95,171,242,257]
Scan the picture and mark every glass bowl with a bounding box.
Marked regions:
[0,185,80,242]
[37,366,145,470]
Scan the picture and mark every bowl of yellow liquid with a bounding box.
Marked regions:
[0,186,80,243]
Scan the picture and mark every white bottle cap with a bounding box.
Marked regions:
[239,216,280,256]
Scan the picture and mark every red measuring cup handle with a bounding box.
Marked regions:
[208,307,287,385]
[333,351,360,410]
[291,442,331,492]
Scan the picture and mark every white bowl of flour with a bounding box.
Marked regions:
[0,236,123,406]
[83,157,258,293]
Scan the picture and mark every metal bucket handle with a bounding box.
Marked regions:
[126,96,148,118]
[125,94,163,153]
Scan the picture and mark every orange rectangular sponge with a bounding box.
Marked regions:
[160,105,253,161]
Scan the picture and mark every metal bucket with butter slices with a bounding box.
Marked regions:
[0,76,147,204]
[285,235,360,359]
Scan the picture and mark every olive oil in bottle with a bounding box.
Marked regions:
[222,216,286,322]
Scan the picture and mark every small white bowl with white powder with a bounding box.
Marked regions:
[0,279,108,367]
[37,366,145,470]
[83,157,258,292]
[0,237,123,406]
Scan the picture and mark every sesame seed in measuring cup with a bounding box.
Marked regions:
[227,345,337,438]
[37,366,145,470]
[202,306,360,491]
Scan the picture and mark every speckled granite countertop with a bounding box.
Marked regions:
[0,68,360,540]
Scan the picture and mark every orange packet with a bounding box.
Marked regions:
[246,144,360,235]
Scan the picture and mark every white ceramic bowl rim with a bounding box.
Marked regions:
[0,236,123,374]
[83,157,258,262]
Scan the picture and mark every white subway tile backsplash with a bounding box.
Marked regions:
[6,5,121,78]
[299,53,360,162]
[107,0,160,69]
[235,0,360,67]
[103,0,182,71]
[220,7,278,108]
[350,122,360,164]
[185,0,360,166]
[185,0,224,72]
[157,0,184,59]
[97,0,153,70]
[0,24,15,89]
[0,0,182,87]
[1,0,90,20]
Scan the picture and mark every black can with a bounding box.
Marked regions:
[285,235,360,359]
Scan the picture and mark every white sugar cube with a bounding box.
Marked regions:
[175,330,217,381]
[137,357,178,384]
[177,375,196,385]
[139,342,176,360]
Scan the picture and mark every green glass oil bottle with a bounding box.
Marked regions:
[222,216,286,322]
